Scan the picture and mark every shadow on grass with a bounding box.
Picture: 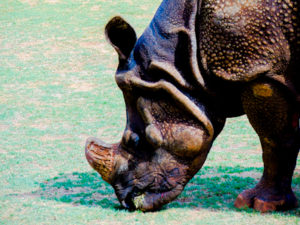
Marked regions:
[31,166,300,215]
[32,171,121,210]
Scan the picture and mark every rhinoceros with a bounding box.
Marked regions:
[85,0,300,212]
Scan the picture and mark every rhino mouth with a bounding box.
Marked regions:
[85,137,190,211]
[120,187,147,210]
[113,167,186,211]
[117,185,184,211]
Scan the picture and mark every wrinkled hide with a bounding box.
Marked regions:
[86,0,300,212]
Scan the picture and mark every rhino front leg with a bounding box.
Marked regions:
[235,80,299,212]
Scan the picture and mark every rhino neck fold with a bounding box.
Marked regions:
[140,0,206,90]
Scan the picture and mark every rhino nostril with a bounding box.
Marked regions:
[122,130,139,148]
[130,133,139,147]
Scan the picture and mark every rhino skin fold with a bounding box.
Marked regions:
[85,0,300,212]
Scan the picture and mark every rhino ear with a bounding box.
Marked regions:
[105,16,137,61]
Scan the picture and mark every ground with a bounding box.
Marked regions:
[0,0,299,224]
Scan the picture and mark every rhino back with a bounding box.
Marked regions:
[199,0,300,84]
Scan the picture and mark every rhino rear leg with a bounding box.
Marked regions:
[235,80,299,212]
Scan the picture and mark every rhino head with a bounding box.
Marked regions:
[85,0,226,211]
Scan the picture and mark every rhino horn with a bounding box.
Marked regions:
[85,137,117,184]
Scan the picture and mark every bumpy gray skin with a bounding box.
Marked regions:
[85,0,300,212]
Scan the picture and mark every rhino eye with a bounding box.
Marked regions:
[122,130,139,148]
[168,168,180,177]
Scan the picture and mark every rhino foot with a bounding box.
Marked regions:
[234,186,298,213]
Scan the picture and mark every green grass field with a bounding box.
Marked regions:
[1,0,299,224]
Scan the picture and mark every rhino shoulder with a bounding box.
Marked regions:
[199,0,299,82]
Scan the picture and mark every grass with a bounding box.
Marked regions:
[0,0,299,224]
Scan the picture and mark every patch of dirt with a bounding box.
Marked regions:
[12,113,27,127]
[27,81,61,88]
[36,185,90,200]
[39,134,73,142]
[176,197,193,203]
[0,124,9,131]
[97,127,123,143]
[230,171,261,180]
[123,0,134,4]
[31,163,53,171]
[78,41,107,52]
[44,0,60,3]
[90,5,101,11]
[25,173,119,207]
[200,171,261,180]
[69,82,96,92]
[30,121,76,133]
[16,52,33,62]
[29,119,53,130]
[78,134,90,147]
[43,47,63,58]
[18,0,38,6]
[140,5,150,11]
[213,146,261,155]
[56,61,85,74]
[20,40,46,49]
